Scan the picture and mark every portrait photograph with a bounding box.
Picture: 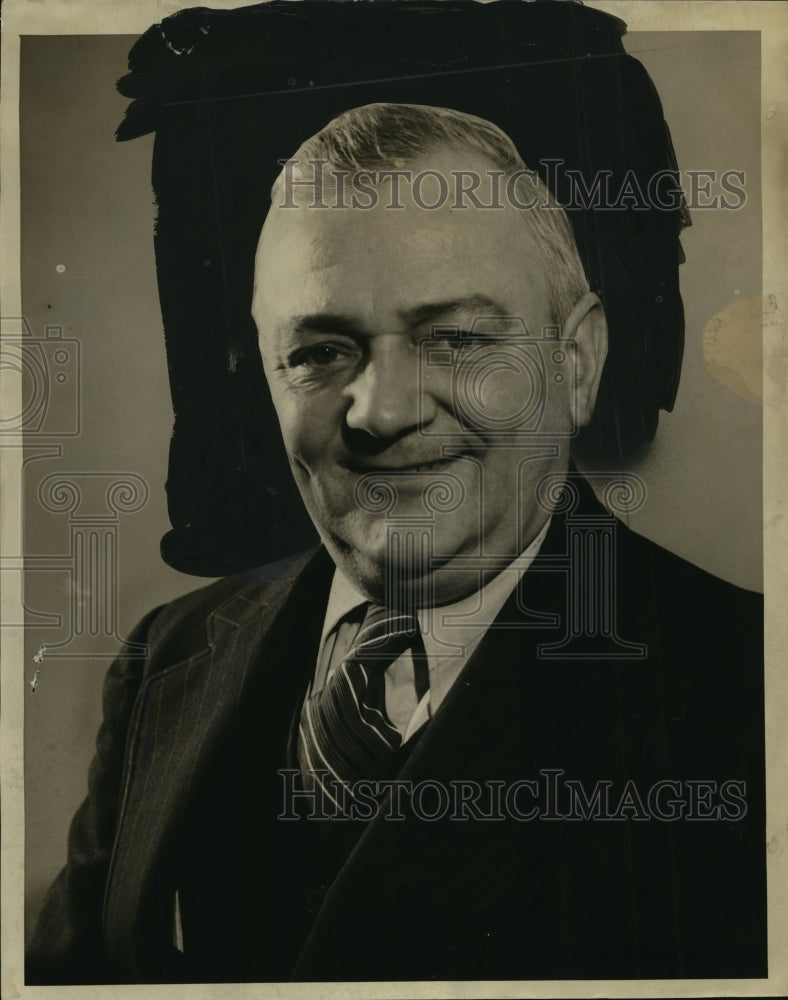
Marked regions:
[1,1,786,997]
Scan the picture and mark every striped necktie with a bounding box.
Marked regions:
[297,603,422,810]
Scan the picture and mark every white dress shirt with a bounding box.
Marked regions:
[309,518,551,743]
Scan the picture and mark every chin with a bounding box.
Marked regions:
[325,523,431,604]
[330,528,486,610]
[345,553,491,608]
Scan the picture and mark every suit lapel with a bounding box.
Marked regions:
[103,548,333,980]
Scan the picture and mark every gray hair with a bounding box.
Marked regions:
[271,102,590,325]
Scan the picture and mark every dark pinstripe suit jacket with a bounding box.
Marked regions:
[27,478,766,983]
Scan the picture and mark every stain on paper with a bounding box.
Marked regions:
[30,642,48,692]
[702,296,764,402]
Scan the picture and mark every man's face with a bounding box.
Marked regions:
[253,150,583,605]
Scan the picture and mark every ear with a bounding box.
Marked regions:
[562,292,608,428]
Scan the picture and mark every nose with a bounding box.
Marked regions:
[344,337,437,439]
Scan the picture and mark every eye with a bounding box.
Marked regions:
[284,340,361,379]
[431,331,475,350]
[294,345,343,368]
[432,331,496,357]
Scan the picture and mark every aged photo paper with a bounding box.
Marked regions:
[2,0,787,996]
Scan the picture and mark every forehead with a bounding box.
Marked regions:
[254,151,552,329]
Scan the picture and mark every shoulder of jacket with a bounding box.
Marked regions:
[614,519,763,626]
[143,547,320,661]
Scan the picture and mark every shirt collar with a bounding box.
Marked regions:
[319,567,369,650]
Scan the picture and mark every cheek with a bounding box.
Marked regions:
[271,389,341,459]
[452,357,542,433]
[455,344,572,435]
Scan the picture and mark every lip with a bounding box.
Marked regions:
[342,456,461,474]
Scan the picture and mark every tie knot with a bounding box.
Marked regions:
[350,603,420,665]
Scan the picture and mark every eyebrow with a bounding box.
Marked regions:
[402,295,515,329]
[288,294,515,338]
[289,314,366,338]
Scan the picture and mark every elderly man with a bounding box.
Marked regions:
[27,103,765,985]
